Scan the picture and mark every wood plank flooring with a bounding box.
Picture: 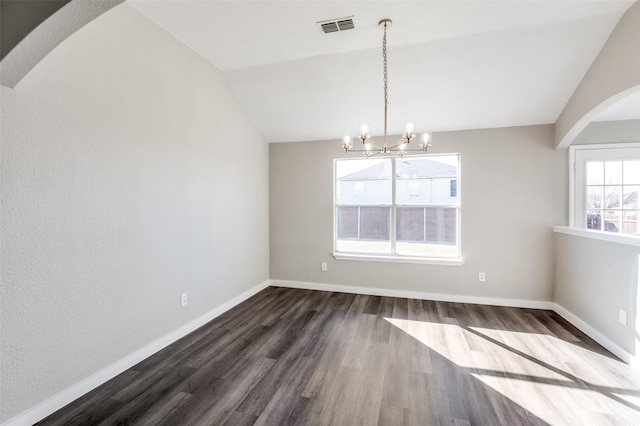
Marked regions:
[37,287,640,425]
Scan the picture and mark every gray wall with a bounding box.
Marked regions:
[574,119,640,145]
[555,233,639,354]
[0,4,269,422]
[270,125,566,302]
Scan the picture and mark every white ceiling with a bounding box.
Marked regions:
[129,0,637,143]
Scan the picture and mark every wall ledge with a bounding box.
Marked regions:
[553,225,640,247]
[1,280,270,426]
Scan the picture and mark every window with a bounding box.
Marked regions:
[334,155,461,261]
[572,144,640,235]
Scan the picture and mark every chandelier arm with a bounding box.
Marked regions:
[387,142,412,150]
[399,148,430,152]
[345,146,383,153]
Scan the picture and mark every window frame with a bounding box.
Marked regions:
[333,154,464,266]
[569,143,640,242]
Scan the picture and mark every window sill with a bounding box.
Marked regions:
[333,252,466,266]
[553,226,640,248]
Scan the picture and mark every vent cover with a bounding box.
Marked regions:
[318,16,355,34]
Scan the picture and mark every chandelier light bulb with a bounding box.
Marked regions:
[405,122,415,134]
[343,135,352,146]
[360,123,369,137]
[422,132,431,145]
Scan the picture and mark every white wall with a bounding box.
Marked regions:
[0,3,269,422]
[270,125,566,303]
[554,233,639,355]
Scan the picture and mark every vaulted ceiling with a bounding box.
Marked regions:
[126,1,639,142]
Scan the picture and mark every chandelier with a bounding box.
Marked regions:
[342,19,431,157]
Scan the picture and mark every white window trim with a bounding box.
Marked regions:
[567,142,640,245]
[333,252,465,266]
[333,154,463,265]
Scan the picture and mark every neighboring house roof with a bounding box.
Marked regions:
[340,158,457,180]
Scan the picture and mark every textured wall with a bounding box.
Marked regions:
[270,125,566,303]
[0,3,269,422]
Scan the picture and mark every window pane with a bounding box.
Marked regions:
[396,207,457,257]
[586,186,603,209]
[586,162,603,185]
[623,210,640,234]
[359,207,390,240]
[586,210,602,230]
[623,185,639,209]
[443,208,457,243]
[396,156,458,205]
[603,210,621,233]
[425,207,456,243]
[335,206,391,254]
[605,161,622,184]
[623,161,640,184]
[603,186,622,209]
[336,159,391,205]
[337,207,358,239]
[397,207,425,241]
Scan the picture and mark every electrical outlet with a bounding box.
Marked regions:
[619,309,627,326]
[180,293,188,307]
[321,262,327,272]
[479,272,486,282]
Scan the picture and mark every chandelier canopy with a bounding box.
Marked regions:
[342,19,432,157]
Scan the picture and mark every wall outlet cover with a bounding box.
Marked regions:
[619,309,627,326]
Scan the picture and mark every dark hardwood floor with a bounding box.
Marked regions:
[38,287,640,425]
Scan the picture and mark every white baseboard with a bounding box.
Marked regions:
[269,279,554,310]
[552,303,637,366]
[2,280,270,426]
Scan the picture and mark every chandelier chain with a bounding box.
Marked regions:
[382,23,389,150]
[382,24,388,108]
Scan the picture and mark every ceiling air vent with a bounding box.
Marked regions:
[318,16,355,34]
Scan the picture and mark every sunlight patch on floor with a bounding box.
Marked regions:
[385,317,640,424]
[473,373,640,425]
